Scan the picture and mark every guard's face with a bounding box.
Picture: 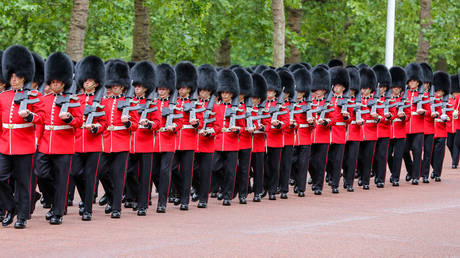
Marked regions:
[50,80,65,94]
[10,73,25,90]
[267,90,276,99]
[221,91,233,102]
[178,87,191,98]
[380,86,388,95]
[0,82,6,92]
[199,90,211,100]
[333,84,345,95]
[360,88,371,96]
[314,89,326,98]
[252,97,261,105]
[297,91,305,100]
[111,85,123,96]
[157,87,170,98]
[391,87,402,95]
[134,85,147,97]
[408,80,419,90]
[83,79,98,93]
[436,90,444,97]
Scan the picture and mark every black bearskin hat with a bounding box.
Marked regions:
[104,59,130,88]
[372,64,391,87]
[252,73,267,102]
[288,63,306,73]
[405,63,423,85]
[346,66,360,92]
[389,66,406,89]
[32,52,44,86]
[76,55,105,90]
[156,63,176,91]
[262,69,282,94]
[420,62,433,84]
[45,52,73,90]
[131,61,156,95]
[330,66,349,91]
[450,74,460,94]
[2,45,35,84]
[328,59,344,68]
[197,64,217,94]
[359,67,377,91]
[433,71,450,93]
[311,66,331,92]
[217,68,239,97]
[278,69,295,98]
[233,67,253,97]
[0,51,6,84]
[300,62,312,70]
[128,61,136,69]
[293,67,311,94]
[175,61,197,91]
[255,65,270,74]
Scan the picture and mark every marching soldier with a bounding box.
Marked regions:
[213,68,243,205]
[290,67,312,197]
[35,52,83,225]
[193,64,222,208]
[0,45,44,228]
[233,67,253,204]
[72,56,107,221]
[372,64,392,187]
[100,59,139,218]
[152,63,182,213]
[250,73,269,201]
[309,66,333,195]
[403,63,426,185]
[171,61,201,210]
[326,66,351,193]
[431,71,451,181]
[342,66,361,192]
[388,67,410,186]
[420,63,436,183]
[447,74,460,168]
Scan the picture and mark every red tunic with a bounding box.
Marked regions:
[433,97,446,138]
[329,96,350,144]
[196,99,223,153]
[175,97,203,151]
[75,93,107,153]
[101,96,139,153]
[130,97,161,153]
[251,106,270,153]
[282,101,295,146]
[389,95,411,139]
[360,96,378,141]
[293,100,312,146]
[311,97,335,144]
[238,102,253,150]
[346,96,363,142]
[376,96,392,138]
[453,95,460,131]
[154,98,183,153]
[264,99,290,148]
[423,91,435,135]
[406,90,427,134]
[446,97,456,133]
[0,90,44,155]
[214,101,244,152]
[38,93,83,154]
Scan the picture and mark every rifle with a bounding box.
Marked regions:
[55,79,81,115]
[14,81,40,113]
[84,87,106,126]
[289,91,306,127]
[428,86,440,115]
[396,87,412,114]
[185,90,206,123]
[319,90,335,120]
[353,91,370,122]
[227,96,245,128]
[369,86,385,115]
[117,83,140,118]
[440,94,453,122]
[250,99,271,127]
[202,95,217,131]
[138,90,158,122]
[162,90,184,127]
[270,90,288,123]
[243,97,255,129]
[337,88,352,113]
[412,84,430,110]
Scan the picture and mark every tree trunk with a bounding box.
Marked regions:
[272,0,285,67]
[285,6,302,64]
[132,0,154,62]
[214,36,231,67]
[434,56,448,72]
[415,0,431,62]
[65,0,89,61]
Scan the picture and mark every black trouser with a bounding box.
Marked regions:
[403,133,424,179]
[388,138,406,181]
[171,150,194,205]
[309,143,329,191]
[447,132,458,166]
[373,138,390,184]
[421,134,435,178]
[100,152,129,212]
[131,153,153,209]
[454,130,460,166]
[193,152,213,203]
[250,152,265,196]
[279,145,294,193]
[67,175,85,204]
[264,147,282,195]
[71,152,102,213]
[431,137,446,177]
[291,145,310,192]
[357,140,376,186]
[213,151,238,200]
[343,141,359,187]
[98,159,114,204]
[326,143,345,188]
[235,149,251,198]
[125,154,140,203]
[37,177,55,206]
[35,153,72,217]
[0,154,33,220]
[152,152,174,207]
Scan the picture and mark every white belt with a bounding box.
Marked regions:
[394,118,403,122]
[335,122,346,126]
[2,123,33,129]
[138,125,149,129]
[411,112,420,116]
[44,125,73,131]
[365,120,377,124]
[106,125,127,131]
[350,121,360,125]
[435,119,445,123]
[222,128,232,133]
[299,124,309,128]
[182,125,195,129]
[253,131,264,134]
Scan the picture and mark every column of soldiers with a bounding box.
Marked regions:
[0,45,459,229]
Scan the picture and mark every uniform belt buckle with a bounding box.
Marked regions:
[8,124,14,129]
[49,125,54,131]
[108,125,114,131]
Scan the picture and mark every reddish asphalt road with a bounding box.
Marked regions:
[1,157,460,257]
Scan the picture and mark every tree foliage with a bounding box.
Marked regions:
[0,0,458,73]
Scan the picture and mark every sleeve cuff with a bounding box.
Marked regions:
[63,114,73,124]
